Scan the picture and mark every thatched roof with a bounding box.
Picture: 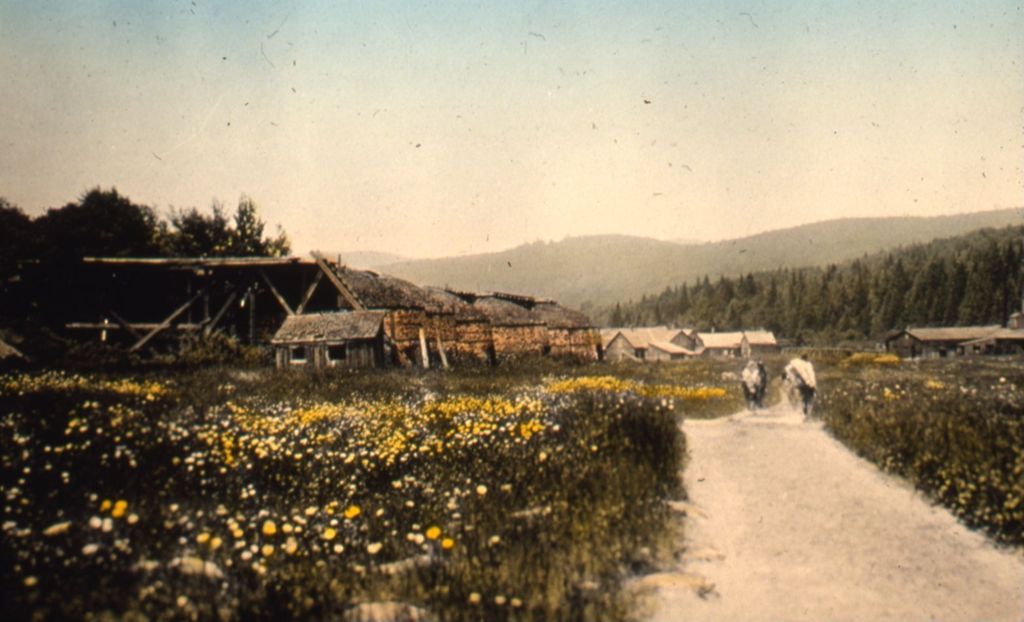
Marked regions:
[529,302,593,330]
[473,296,544,327]
[0,338,25,360]
[272,311,386,344]
[335,268,441,312]
[423,288,488,322]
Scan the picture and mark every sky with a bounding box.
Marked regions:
[1,1,1022,258]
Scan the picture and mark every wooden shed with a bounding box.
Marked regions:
[528,301,600,360]
[471,294,547,360]
[961,329,1024,356]
[271,311,387,369]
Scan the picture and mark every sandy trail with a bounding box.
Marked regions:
[640,400,1024,622]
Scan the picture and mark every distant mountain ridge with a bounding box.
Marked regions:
[378,209,1024,309]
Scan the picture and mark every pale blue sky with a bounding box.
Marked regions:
[1,1,1021,256]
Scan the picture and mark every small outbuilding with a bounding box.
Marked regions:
[271,311,388,369]
[600,327,702,362]
[960,329,1024,356]
[696,332,748,357]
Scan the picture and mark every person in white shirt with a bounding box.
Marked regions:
[741,359,768,410]
[783,355,817,416]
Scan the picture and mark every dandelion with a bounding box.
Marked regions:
[321,527,337,541]
[441,537,455,550]
[196,532,211,545]
[366,542,382,555]
[495,595,507,606]
[261,544,275,557]
[511,597,523,608]
[468,592,481,605]
[333,544,344,554]
[209,536,223,550]
[82,543,100,556]
[126,513,139,525]
[343,505,361,519]
[100,500,112,512]
[284,537,298,555]
[425,526,441,540]
[262,520,277,536]
[23,576,38,587]
[476,484,488,496]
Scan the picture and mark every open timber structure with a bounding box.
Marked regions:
[48,253,600,369]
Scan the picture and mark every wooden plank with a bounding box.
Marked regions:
[310,251,364,310]
[260,270,294,315]
[129,289,206,352]
[203,290,238,336]
[435,334,449,369]
[107,309,143,339]
[418,327,430,369]
[296,271,323,314]
[68,322,202,331]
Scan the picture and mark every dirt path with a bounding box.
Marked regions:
[638,399,1024,622]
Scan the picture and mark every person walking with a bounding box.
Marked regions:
[783,355,816,417]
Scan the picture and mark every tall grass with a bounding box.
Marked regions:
[0,367,692,621]
[817,357,1024,546]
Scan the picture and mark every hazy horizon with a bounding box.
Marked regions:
[2,1,1021,259]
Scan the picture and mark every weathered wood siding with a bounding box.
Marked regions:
[546,328,600,360]
[274,339,383,369]
[604,334,638,362]
[491,325,547,358]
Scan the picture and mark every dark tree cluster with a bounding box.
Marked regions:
[0,188,291,277]
[605,226,1024,345]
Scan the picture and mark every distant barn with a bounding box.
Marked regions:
[884,326,1002,358]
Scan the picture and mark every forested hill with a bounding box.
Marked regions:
[381,209,1023,309]
[601,225,1024,345]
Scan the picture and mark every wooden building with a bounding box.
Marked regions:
[423,288,495,364]
[743,330,781,356]
[470,294,548,360]
[695,331,748,357]
[600,327,701,362]
[529,301,600,360]
[884,326,1002,358]
[961,329,1024,356]
[272,311,387,369]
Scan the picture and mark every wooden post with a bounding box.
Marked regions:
[203,290,238,337]
[311,251,364,310]
[248,288,256,344]
[435,334,449,369]
[107,309,142,340]
[129,288,206,352]
[296,271,323,314]
[418,328,430,369]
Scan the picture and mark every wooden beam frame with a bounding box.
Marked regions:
[107,309,142,339]
[311,251,365,310]
[203,290,238,337]
[296,271,323,314]
[260,270,294,316]
[130,288,207,352]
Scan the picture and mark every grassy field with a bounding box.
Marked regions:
[0,361,736,622]
[815,353,1024,546]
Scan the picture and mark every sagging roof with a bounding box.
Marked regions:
[473,296,545,326]
[697,332,747,349]
[335,267,442,312]
[648,339,691,355]
[271,311,387,344]
[529,301,593,330]
[423,287,489,322]
[900,325,1002,343]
